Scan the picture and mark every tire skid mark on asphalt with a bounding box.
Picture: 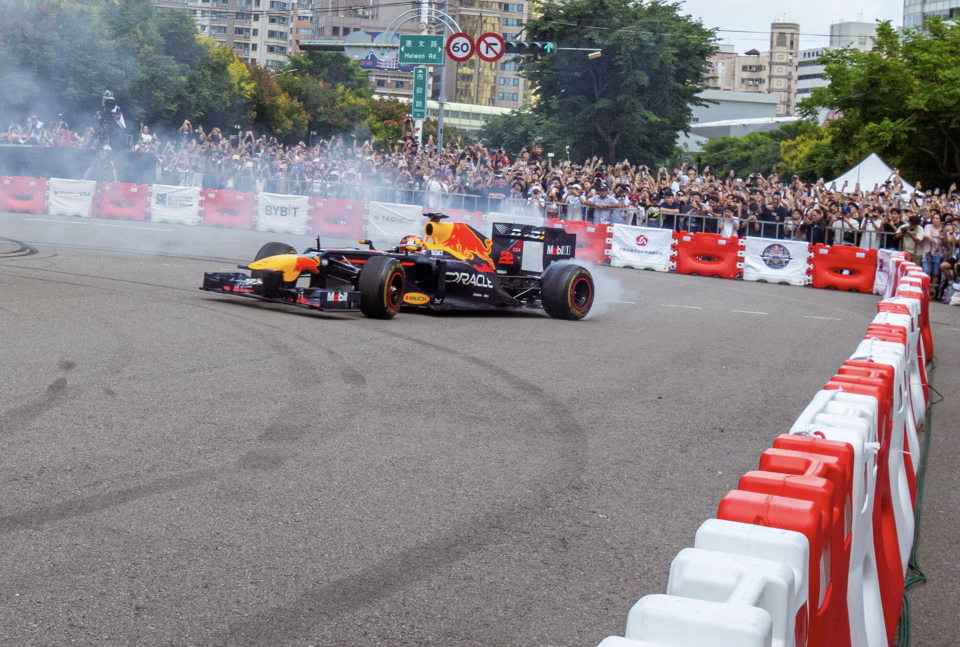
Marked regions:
[214,329,590,645]
[0,263,356,524]
[0,377,69,436]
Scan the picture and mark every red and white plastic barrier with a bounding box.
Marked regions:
[548,219,612,265]
[0,176,48,214]
[674,232,745,279]
[597,251,932,647]
[200,189,256,230]
[98,183,150,222]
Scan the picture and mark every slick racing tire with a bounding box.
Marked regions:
[358,256,404,319]
[250,241,297,279]
[541,263,594,320]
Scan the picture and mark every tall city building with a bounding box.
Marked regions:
[904,0,960,27]
[767,22,799,116]
[796,22,877,107]
[150,0,299,69]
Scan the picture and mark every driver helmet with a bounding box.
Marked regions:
[399,235,425,253]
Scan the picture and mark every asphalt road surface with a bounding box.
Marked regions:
[1,212,957,647]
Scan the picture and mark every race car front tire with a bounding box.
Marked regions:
[251,241,297,280]
[358,256,404,319]
[541,263,594,320]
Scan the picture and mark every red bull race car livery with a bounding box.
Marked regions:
[200,214,595,320]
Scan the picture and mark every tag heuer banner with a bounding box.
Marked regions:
[742,237,811,286]
[609,225,674,272]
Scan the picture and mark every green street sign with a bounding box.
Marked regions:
[412,66,428,120]
[399,34,444,65]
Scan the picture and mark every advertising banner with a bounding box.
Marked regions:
[874,248,895,296]
[48,178,96,218]
[742,237,811,286]
[149,185,201,226]
[363,202,425,242]
[609,225,674,271]
[255,192,311,235]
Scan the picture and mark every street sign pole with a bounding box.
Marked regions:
[437,0,449,154]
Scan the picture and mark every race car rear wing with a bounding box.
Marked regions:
[491,223,576,274]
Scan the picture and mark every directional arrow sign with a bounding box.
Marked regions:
[476,32,505,62]
[543,42,555,54]
[398,34,444,65]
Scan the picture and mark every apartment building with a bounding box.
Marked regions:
[796,22,877,105]
[767,22,799,116]
[151,0,299,69]
[904,0,960,27]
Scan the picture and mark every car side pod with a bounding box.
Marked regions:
[789,391,887,647]
[666,548,798,647]
[624,595,773,647]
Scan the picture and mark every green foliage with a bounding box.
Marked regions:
[364,97,409,143]
[478,108,557,157]
[699,120,820,177]
[0,0,376,141]
[421,118,473,146]
[522,0,716,163]
[778,128,846,182]
[800,18,960,186]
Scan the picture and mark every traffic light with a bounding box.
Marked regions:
[503,41,556,56]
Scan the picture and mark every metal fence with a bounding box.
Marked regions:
[159,170,907,251]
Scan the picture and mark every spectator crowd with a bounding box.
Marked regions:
[5,110,960,299]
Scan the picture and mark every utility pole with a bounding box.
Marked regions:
[415,0,428,145]
[436,0,449,154]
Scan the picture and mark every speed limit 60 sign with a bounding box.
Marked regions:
[477,32,505,62]
[445,33,475,62]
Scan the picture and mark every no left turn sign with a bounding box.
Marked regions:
[445,32,475,62]
[476,32,505,62]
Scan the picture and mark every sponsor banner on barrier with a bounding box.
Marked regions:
[742,237,810,285]
[874,248,894,296]
[48,178,96,218]
[255,192,310,235]
[149,185,201,226]
[609,225,673,271]
[363,202,425,241]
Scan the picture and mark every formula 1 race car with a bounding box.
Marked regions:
[200,214,595,320]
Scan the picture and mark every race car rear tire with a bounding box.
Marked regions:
[541,263,594,320]
[251,241,297,279]
[358,256,404,319]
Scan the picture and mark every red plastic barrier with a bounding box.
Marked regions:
[824,370,903,645]
[200,189,255,230]
[310,198,364,241]
[0,176,47,214]
[442,208,484,226]
[97,182,149,222]
[718,490,826,642]
[810,244,877,293]
[897,280,933,363]
[547,219,612,265]
[674,232,744,279]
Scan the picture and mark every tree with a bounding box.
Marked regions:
[522,0,715,163]
[801,18,960,186]
[777,128,846,182]
[478,108,556,157]
[699,120,820,177]
[364,97,409,143]
[248,65,309,138]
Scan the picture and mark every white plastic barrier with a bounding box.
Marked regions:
[790,391,887,647]
[255,192,311,235]
[609,225,674,271]
[873,302,926,425]
[693,520,809,647]
[480,212,544,238]
[363,201,425,241]
[48,178,96,218]
[667,549,798,647]
[849,337,916,573]
[873,249,895,296]
[883,253,908,299]
[624,595,773,647]
[741,237,811,286]
[149,185,201,226]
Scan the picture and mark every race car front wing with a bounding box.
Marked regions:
[201,272,362,312]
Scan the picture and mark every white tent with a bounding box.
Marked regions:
[829,153,915,194]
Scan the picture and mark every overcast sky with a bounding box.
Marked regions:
[679,0,904,53]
